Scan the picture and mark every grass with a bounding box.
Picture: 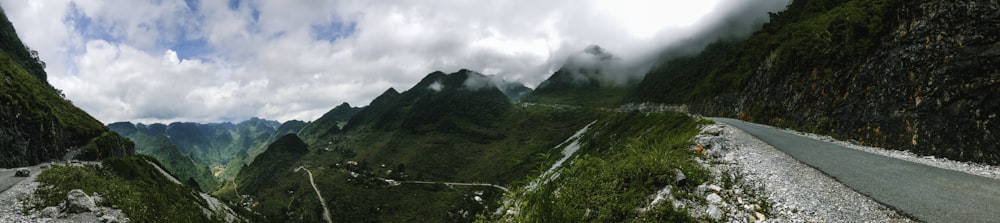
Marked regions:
[33,155,225,222]
[218,104,605,221]
[487,111,713,222]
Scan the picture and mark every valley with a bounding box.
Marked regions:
[1,0,998,222]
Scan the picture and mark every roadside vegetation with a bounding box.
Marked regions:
[487,111,713,222]
[32,155,227,222]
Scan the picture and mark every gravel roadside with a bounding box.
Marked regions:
[700,123,915,222]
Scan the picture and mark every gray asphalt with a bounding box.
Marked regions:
[0,164,44,193]
[712,118,1000,223]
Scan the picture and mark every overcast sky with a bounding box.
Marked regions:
[0,0,788,124]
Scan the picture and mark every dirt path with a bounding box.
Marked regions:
[296,166,332,223]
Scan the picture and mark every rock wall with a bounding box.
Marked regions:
[695,0,1000,164]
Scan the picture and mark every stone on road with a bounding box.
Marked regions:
[713,118,1000,223]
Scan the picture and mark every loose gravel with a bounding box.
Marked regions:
[701,123,916,222]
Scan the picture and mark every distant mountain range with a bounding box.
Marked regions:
[3,0,998,221]
[107,117,315,191]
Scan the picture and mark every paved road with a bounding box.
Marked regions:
[713,118,1000,223]
[394,180,509,192]
[0,164,45,193]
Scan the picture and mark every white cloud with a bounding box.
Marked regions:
[0,0,787,123]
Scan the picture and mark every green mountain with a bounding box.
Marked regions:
[0,8,133,167]
[629,0,1000,164]
[1,7,243,222]
[220,70,603,221]
[298,102,360,141]
[108,118,309,190]
[108,121,219,191]
[524,45,632,107]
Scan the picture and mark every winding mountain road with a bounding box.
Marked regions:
[296,166,333,223]
[393,180,509,192]
[712,118,1000,223]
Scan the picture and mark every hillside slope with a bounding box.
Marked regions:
[222,70,602,222]
[525,45,632,107]
[108,122,219,191]
[632,0,1000,164]
[0,7,133,167]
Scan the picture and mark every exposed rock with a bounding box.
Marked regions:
[673,168,686,184]
[100,214,119,223]
[696,184,708,195]
[707,184,723,193]
[691,0,1000,165]
[63,189,97,213]
[706,204,722,220]
[14,168,29,177]
[706,193,722,204]
[92,192,104,204]
[40,206,60,218]
[755,212,766,221]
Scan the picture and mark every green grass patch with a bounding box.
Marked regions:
[489,112,711,222]
[33,155,224,222]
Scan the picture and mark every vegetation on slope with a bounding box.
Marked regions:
[109,121,219,191]
[33,155,231,222]
[632,0,1000,164]
[297,102,361,141]
[219,70,605,222]
[525,46,633,107]
[0,7,133,167]
[633,0,898,104]
[488,111,711,222]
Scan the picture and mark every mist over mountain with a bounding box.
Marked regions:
[4,0,1000,222]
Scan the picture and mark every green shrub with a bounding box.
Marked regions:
[34,156,224,222]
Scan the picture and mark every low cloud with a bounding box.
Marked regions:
[0,0,788,123]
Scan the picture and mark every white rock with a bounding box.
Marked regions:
[707,184,723,193]
[696,184,708,195]
[706,204,722,220]
[755,212,766,221]
[706,193,722,204]
[40,206,60,218]
[64,189,97,213]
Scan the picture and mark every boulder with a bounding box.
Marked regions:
[40,206,60,218]
[706,204,722,220]
[14,168,30,177]
[63,189,97,213]
[706,193,723,204]
[707,184,723,193]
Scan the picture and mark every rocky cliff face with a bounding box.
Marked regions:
[694,0,999,164]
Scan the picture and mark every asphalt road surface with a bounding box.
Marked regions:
[712,118,1000,223]
[0,164,44,193]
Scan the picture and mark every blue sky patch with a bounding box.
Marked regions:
[64,3,122,43]
[166,37,211,60]
[312,20,357,42]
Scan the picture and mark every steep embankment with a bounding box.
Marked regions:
[633,0,999,164]
[0,7,133,168]
[30,156,243,222]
